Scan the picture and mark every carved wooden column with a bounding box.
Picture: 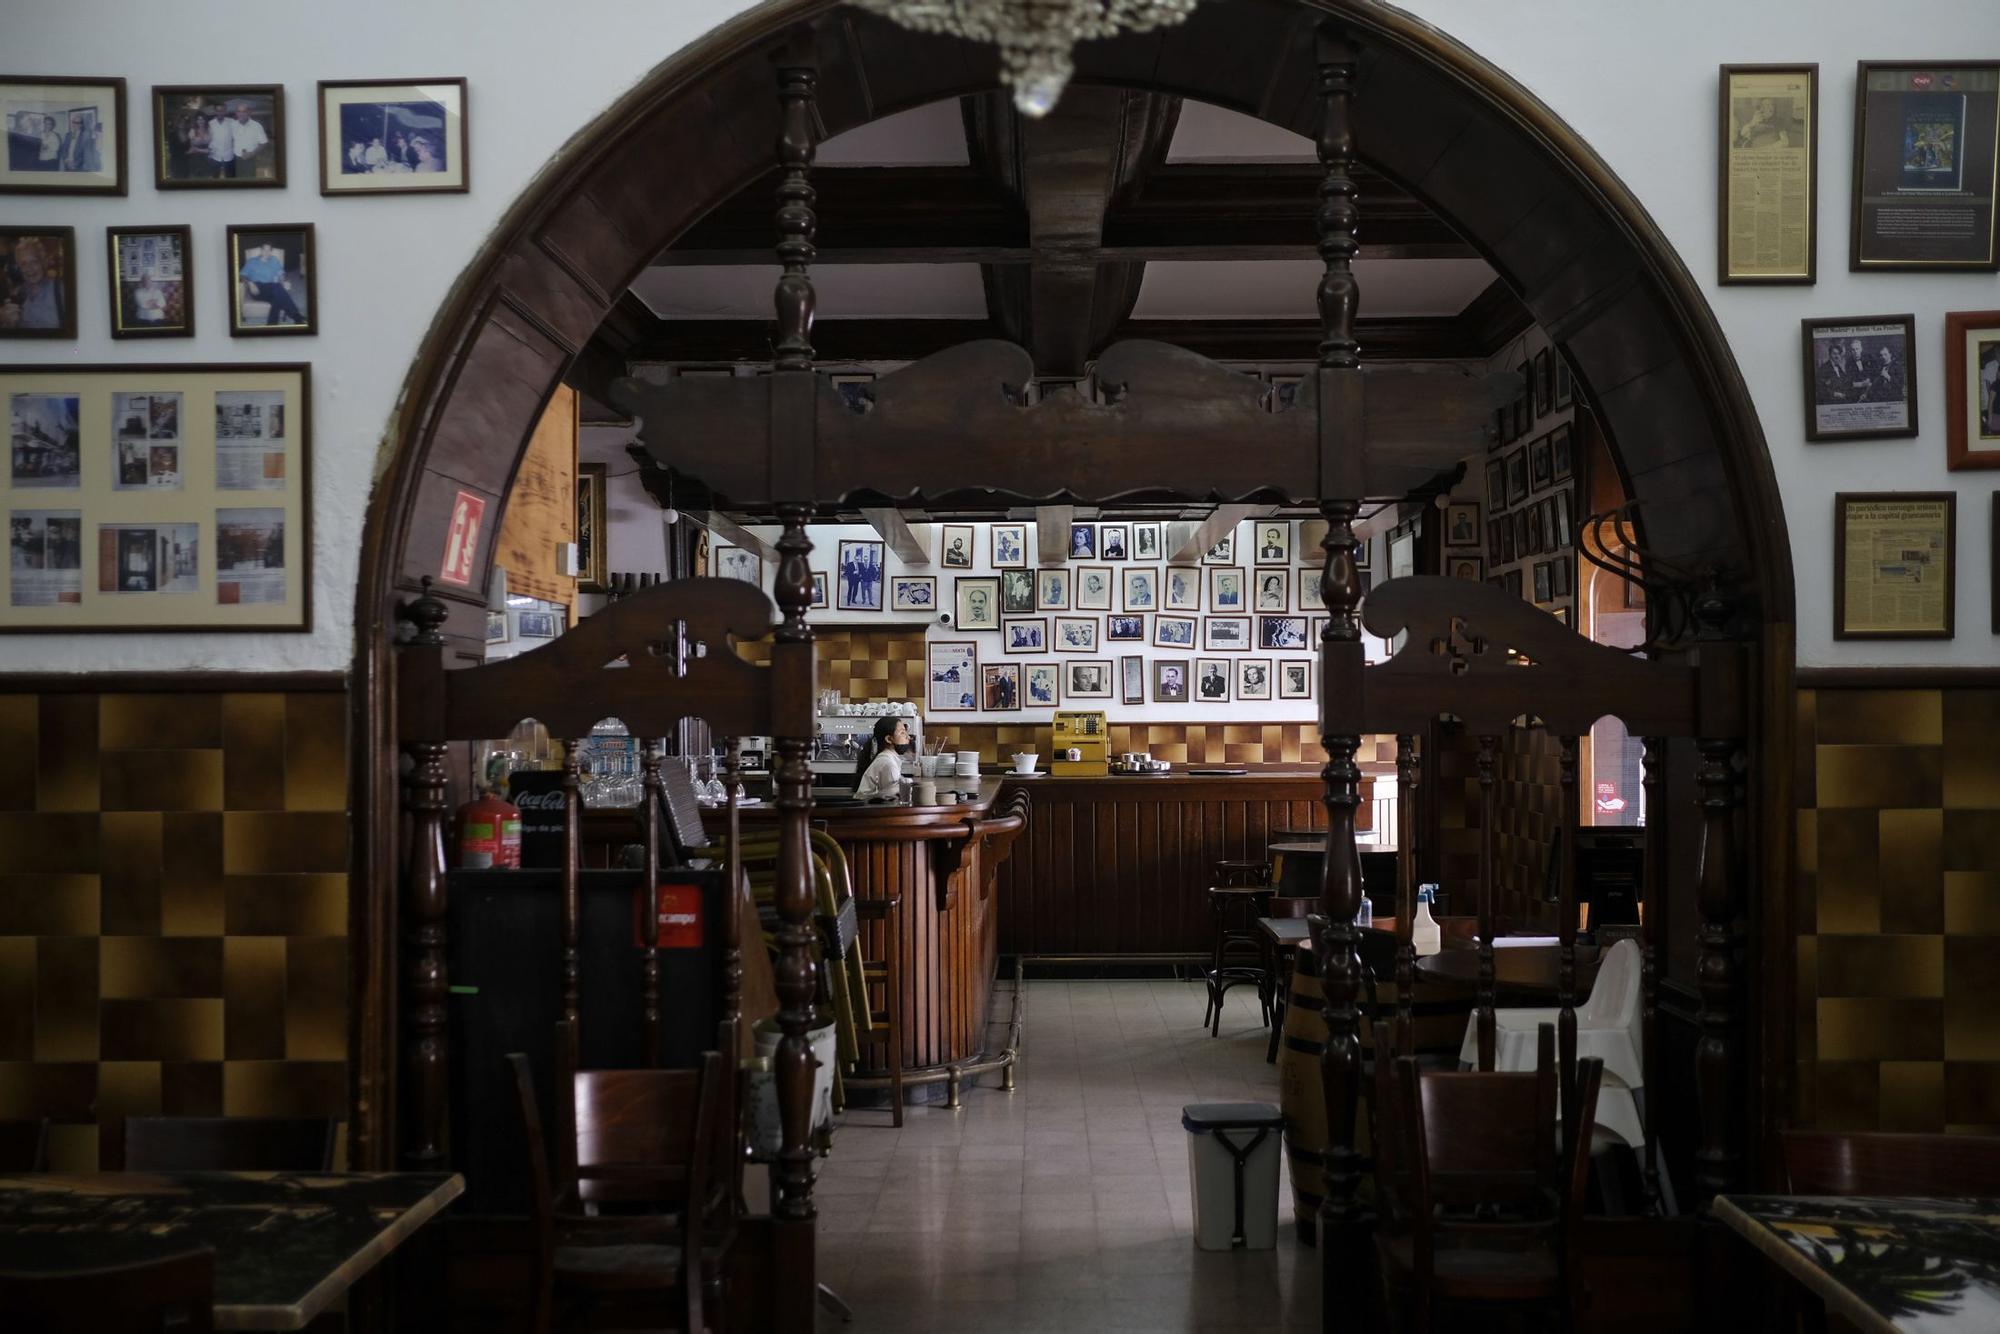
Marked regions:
[1641,736,1665,1203]
[561,740,583,1034]
[1694,633,1747,1202]
[1557,733,1579,1147]
[1475,733,1498,1070]
[398,583,450,1172]
[772,54,817,370]
[1394,733,1418,1054]
[771,504,819,1225]
[641,740,663,1065]
[1314,31,1360,371]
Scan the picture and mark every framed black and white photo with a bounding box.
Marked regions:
[1065,659,1112,700]
[1944,309,2000,470]
[810,572,828,609]
[1131,522,1162,560]
[891,575,936,612]
[1529,434,1553,491]
[1152,659,1189,703]
[1098,523,1128,561]
[1850,62,1999,271]
[981,662,1021,712]
[828,372,873,412]
[1253,568,1289,613]
[1533,561,1553,604]
[1106,613,1144,641]
[1278,660,1312,700]
[1802,314,1918,441]
[991,522,1028,568]
[516,609,558,639]
[1120,566,1157,612]
[1534,348,1553,417]
[1036,567,1071,611]
[1444,502,1481,549]
[1551,423,1575,483]
[1002,616,1047,654]
[1,77,125,195]
[835,538,884,610]
[927,640,977,712]
[1154,614,1196,648]
[1120,655,1145,705]
[955,576,999,631]
[1163,566,1200,611]
[1505,448,1529,506]
[999,569,1034,615]
[485,610,508,644]
[317,77,468,195]
[1266,373,1303,412]
[103,225,190,339]
[1203,530,1235,564]
[1053,616,1097,652]
[1024,661,1060,708]
[152,85,283,188]
[1194,657,1232,703]
[1297,569,1325,612]
[1449,555,1484,582]
[1203,615,1250,651]
[575,462,607,594]
[939,523,974,569]
[1252,521,1290,565]
[0,227,76,339]
[714,545,760,586]
[1259,615,1308,650]
[1074,565,1112,611]
[1068,522,1096,560]
[1207,565,1246,613]
[1555,355,1574,409]
[1237,657,1273,701]
[227,223,315,336]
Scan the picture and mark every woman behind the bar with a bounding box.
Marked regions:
[852,715,910,799]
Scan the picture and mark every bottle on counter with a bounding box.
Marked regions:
[1412,885,1442,957]
[1355,894,1373,928]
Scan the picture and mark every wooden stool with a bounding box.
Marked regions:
[1203,860,1273,1036]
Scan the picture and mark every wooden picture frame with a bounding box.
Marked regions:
[1064,658,1113,700]
[1001,616,1047,654]
[1130,522,1162,561]
[835,538,885,611]
[1258,615,1309,650]
[1035,567,1070,611]
[990,521,1028,568]
[926,640,977,712]
[890,575,937,613]
[938,523,975,569]
[1533,348,1553,417]
[712,545,760,586]
[1024,661,1060,708]
[1105,613,1144,641]
[1550,422,1575,483]
[1097,523,1129,561]
[981,662,1021,712]
[1153,613,1197,649]
[1202,529,1235,564]
[954,575,999,631]
[999,569,1035,615]
[1073,564,1113,611]
[1152,658,1190,703]
[0,76,126,195]
[1850,61,2000,271]
[1718,64,1818,284]
[1444,502,1481,549]
[1067,522,1096,560]
[317,77,468,195]
[1251,520,1291,566]
[1993,492,1999,633]
[0,226,77,339]
[1236,656,1273,700]
[828,371,873,412]
[1052,615,1097,653]
[2,362,311,631]
[1193,657,1232,703]
[1945,309,2000,470]
[1266,373,1303,413]
[1202,615,1251,651]
[576,461,607,593]
[1528,434,1554,491]
[1206,565,1246,614]
[1449,555,1484,582]
[1802,314,1919,441]
[810,571,828,609]
[1554,353,1574,409]
[1833,491,1956,639]
[1277,659,1312,700]
[106,225,193,339]
[1505,447,1529,506]
[1119,655,1145,705]
[1252,568,1289,613]
[151,84,285,189]
[1119,565,1158,613]
[1163,566,1200,610]
[227,223,316,337]
[1297,569,1325,612]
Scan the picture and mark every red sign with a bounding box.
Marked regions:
[643,883,704,949]
[438,490,486,586]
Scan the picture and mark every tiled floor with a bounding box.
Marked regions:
[815,979,1321,1332]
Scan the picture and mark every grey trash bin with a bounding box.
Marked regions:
[1182,1102,1283,1250]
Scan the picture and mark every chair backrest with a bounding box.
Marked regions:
[1407,1025,1558,1215]
[0,1117,50,1171]
[1782,1130,2000,1197]
[0,1248,216,1334]
[123,1116,337,1172]
[506,1051,559,1334]
[555,1020,728,1215]
[1580,937,1642,1029]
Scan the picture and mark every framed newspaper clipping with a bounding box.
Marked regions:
[1850,62,2000,271]
[1833,491,1955,640]
[1719,64,1818,284]
[3,362,310,631]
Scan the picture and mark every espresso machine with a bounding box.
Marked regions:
[810,702,923,785]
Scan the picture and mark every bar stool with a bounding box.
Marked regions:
[1203,859,1273,1036]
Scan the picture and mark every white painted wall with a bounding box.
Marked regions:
[4,0,1995,673]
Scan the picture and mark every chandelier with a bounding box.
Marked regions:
[850,0,1203,117]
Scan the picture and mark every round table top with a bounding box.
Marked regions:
[1267,840,1330,857]
[1414,941,1602,1000]
[1267,828,1325,844]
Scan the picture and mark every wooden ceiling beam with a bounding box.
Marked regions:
[861,506,931,565]
[1035,505,1074,563]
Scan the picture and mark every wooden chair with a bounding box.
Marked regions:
[1781,1130,2000,1197]
[0,1248,215,1333]
[1204,858,1274,1035]
[1373,1020,1603,1333]
[123,1116,337,1172]
[0,1116,50,1171]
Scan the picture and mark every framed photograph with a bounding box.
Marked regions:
[1206,565,1246,613]
[891,575,937,612]
[1203,530,1236,564]
[3,363,309,631]
[1945,309,2000,469]
[1554,492,1574,549]
[828,371,873,413]
[1065,658,1113,700]
[955,576,999,631]
[1154,613,1197,648]
[1106,613,1144,642]
[1203,615,1250,651]
[1277,660,1311,700]
[106,225,193,339]
[1834,491,1956,639]
[1491,406,1508,451]
[1036,567,1071,610]
[835,538,884,610]
[1235,657,1273,701]
[809,571,829,609]
[1533,349,1553,417]
[999,568,1035,615]
[152,86,283,188]
[1266,373,1303,412]
[938,523,974,569]
[1525,504,1545,557]
[1,77,125,195]
[926,640,978,712]
[516,609,558,639]
[981,662,1021,711]
[1444,502,1481,549]
[1532,561,1553,604]
[576,462,607,593]
[1191,657,1230,703]
[1515,359,1532,433]
[1053,615,1097,652]
[1388,529,1416,581]
[1002,616,1047,654]
[1528,434,1553,491]
[1449,556,1484,582]
[1555,354,1574,410]
[0,227,76,338]
[1252,521,1291,566]
[1098,523,1129,561]
[1551,423,1575,483]
[485,610,508,644]
[1505,448,1529,506]
[1485,459,1507,509]
[1067,522,1096,560]
[1152,659,1189,704]
[1131,522,1162,561]
[1120,566,1158,612]
[1297,569,1325,612]
[1074,564,1112,611]
[1024,661,1060,708]
[227,223,315,336]
[714,545,761,586]
[1259,615,1308,650]
[991,522,1028,568]
[1552,558,1572,598]
[1163,566,1200,611]
[1505,568,1524,599]
[318,77,468,195]
[1802,314,1918,441]
[1252,568,1289,613]
[1719,65,1818,283]
[1850,62,1999,271]
[1119,655,1145,705]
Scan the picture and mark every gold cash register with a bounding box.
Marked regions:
[1051,710,1108,777]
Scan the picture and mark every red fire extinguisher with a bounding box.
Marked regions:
[456,787,521,869]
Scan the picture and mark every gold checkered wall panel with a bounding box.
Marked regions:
[1794,686,2000,1133]
[1431,725,1565,919]
[0,687,348,1170]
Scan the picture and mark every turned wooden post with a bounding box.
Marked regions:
[1557,732,1580,1150]
[772,51,817,371]
[561,740,583,1034]
[641,739,663,1066]
[1692,586,1747,1202]
[1314,33,1360,370]
[770,504,819,1224]
[397,581,451,1172]
[1475,733,1498,1070]
[1641,735,1665,1204]
[1394,733,1418,1054]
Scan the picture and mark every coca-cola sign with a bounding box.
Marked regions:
[506,771,568,867]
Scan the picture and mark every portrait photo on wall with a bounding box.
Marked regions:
[1002,616,1046,654]
[713,545,761,586]
[1152,659,1189,703]
[1120,566,1156,612]
[890,575,935,612]
[1,77,124,195]
[956,576,1000,630]
[228,224,316,335]
[1802,314,1918,441]
[0,227,77,338]
[1068,522,1096,560]
[835,538,884,610]
[1065,659,1112,700]
[1025,661,1059,707]
[999,569,1034,615]
[318,78,467,194]
[1444,502,1481,549]
[1944,309,2000,470]
[1106,613,1144,641]
[152,85,282,187]
[1074,565,1112,610]
[1253,521,1290,564]
[981,662,1020,712]
[1278,660,1312,700]
[1195,658,1231,702]
[1098,523,1128,561]
[1131,522,1161,560]
[1237,657,1273,701]
[940,523,974,569]
[107,225,191,338]
[991,522,1027,568]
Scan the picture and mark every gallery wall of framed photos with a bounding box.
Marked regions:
[1479,325,1581,629]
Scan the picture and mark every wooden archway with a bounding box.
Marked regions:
[349,0,1796,1195]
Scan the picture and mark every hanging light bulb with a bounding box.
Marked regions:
[851,0,1203,117]
[659,466,680,529]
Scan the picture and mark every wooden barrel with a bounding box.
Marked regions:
[1276,942,1326,1232]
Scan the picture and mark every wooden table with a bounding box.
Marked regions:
[0,1171,463,1330]
[1714,1194,2000,1334]
[1414,942,1601,1002]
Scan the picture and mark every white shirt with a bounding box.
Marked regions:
[207,116,235,162]
[228,116,268,159]
[853,749,902,801]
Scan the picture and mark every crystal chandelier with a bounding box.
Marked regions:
[851,0,1203,117]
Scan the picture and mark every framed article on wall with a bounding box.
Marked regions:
[1849,61,2000,272]
[1718,64,1818,284]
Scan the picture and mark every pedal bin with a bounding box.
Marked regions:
[1182,1102,1284,1250]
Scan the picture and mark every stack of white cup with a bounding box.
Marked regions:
[956,749,981,780]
